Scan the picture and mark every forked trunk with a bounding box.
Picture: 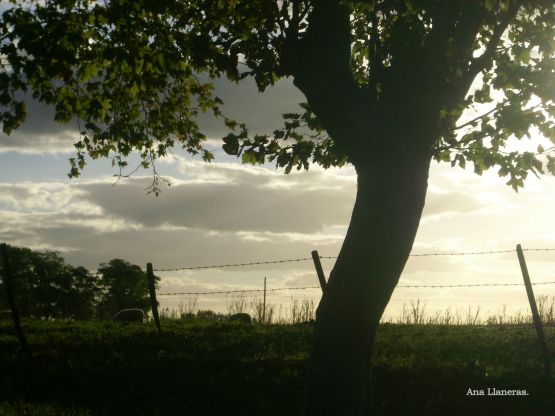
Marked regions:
[304,151,432,416]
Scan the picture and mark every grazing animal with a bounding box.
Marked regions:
[113,308,145,323]
[229,313,252,324]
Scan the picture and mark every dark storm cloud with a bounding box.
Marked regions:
[196,77,306,139]
[77,163,356,233]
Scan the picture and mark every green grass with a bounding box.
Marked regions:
[0,319,554,416]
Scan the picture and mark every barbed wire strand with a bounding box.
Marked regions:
[153,257,314,272]
[157,280,555,296]
[158,285,321,296]
[153,248,555,272]
[77,247,554,275]
[396,281,555,288]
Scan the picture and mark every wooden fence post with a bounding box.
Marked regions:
[146,263,161,334]
[1,243,33,360]
[263,277,267,324]
[516,244,551,377]
[311,250,327,292]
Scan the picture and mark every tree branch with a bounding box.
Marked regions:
[454,101,542,135]
[289,0,373,158]
[277,0,288,34]
[367,5,382,101]
[298,2,311,23]
[465,2,522,84]
[454,104,502,131]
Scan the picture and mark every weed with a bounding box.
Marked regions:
[251,297,275,324]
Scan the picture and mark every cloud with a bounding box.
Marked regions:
[0,182,84,211]
[77,160,357,233]
[0,95,77,154]
[196,76,306,139]
[0,163,354,270]
[422,189,483,218]
[2,158,554,285]
[2,224,337,273]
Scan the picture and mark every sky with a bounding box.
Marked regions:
[1,75,555,322]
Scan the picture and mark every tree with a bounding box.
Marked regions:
[2,1,555,414]
[95,259,158,318]
[0,245,100,319]
[29,250,98,319]
[0,245,37,316]
[61,265,102,320]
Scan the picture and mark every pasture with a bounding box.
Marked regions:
[0,318,554,415]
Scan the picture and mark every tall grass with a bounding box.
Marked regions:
[157,295,555,327]
[389,296,555,326]
[226,294,248,315]
[159,297,198,320]
[250,297,275,324]
[537,294,554,325]
[224,295,314,324]
[290,298,315,324]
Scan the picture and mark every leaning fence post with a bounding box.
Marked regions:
[311,250,327,292]
[516,244,551,377]
[1,243,33,361]
[146,263,161,334]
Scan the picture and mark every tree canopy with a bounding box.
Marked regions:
[0,245,157,320]
[96,258,159,318]
[1,0,554,191]
[4,2,555,413]
[0,245,100,319]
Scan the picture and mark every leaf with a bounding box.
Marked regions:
[438,150,451,162]
[485,0,496,12]
[81,63,99,81]
[547,156,555,175]
[222,133,240,155]
[130,82,139,96]
[242,152,258,165]
[457,155,466,169]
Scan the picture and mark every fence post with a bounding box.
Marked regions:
[311,250,327,292]
[516,244,551,377]
[146,263,161,334]
[1,243,33,361]
[263,277,267,324]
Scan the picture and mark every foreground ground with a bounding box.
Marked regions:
[0,319,554,416]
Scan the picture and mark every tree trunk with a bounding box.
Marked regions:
[304,150,432,416]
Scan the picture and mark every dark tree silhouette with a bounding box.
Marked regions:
[96,259,159,318]
[2,1,555,414]
[0,245,100,319]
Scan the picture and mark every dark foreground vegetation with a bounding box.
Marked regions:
[0,319,554,416]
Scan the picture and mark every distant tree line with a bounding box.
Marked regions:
[0,245,159,320]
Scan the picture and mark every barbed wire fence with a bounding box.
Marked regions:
[3,243,553,370]
[151,247,555,294]
[147,245,555,373]
[145,246,554,326]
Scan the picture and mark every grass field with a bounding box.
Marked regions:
[0,318,554,416]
